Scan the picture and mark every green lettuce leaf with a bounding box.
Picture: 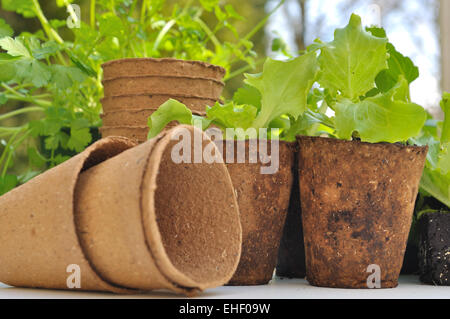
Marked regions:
[420,167,450,209]
[318,14,388,100]
[245,51,319,129]
[206,101,258,130]
[232,85,261,110]
[147,99,194,139]
[334,78,427,143]
[375,43,419,95]
[367,26,419,95]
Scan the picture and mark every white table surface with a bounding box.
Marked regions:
[0,275,449,299]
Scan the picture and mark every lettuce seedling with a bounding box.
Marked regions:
[295,14,427,143]
[149,14,428,145]
[148,52,319,139]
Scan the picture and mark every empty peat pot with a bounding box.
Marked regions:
[276,147,307,279]
[101,94,217,113]
[297,136,428,288]
[101,109,205,127]
[102,76,224,100]
[101,58,225,101]
[102,58,226,81]
[214,139,295,285]
[0,126,242,296]
[99,126,150,144]
[418,211,450,286]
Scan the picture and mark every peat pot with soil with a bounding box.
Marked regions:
[214,139,296,285]
[297,136,428,288]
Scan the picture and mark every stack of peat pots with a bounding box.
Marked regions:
[100,58,226,143]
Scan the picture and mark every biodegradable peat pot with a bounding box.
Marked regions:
[75,125,242,295]
[101,94,217,113]
[101,109,205,127]
[0,126,242,296]
[418,211,450,286]
[297,136,427,288]
[102,58,226,82]
[0,137,136,293]
[102,76,224,100]
[276,146,307,279]
[214,139,295,285]
[99,126,149,143]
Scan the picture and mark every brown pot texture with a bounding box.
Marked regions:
[101,94,217,113]
[100,126,149,144]
[75,125,242,295]
[276,144,306,279]
[101,109,205,127]
[214,139,295,285]
[0,137,136,293]
[102,58,226,82]
[102,76,224,100]
[0,126,242,296]
[297,136,428,289]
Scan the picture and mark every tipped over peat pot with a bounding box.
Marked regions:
[418,211,450,286]
[214,139,295,285]
[276,145,307,279]
[0,126,242,296]
[297,136,428,288]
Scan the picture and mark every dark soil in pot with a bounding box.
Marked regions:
[402,196,445,275]
[101,94,217,113]
[102,58,226,82]
[418,211,450,286]
[214,139,295,285]
[297,136,427,288]
[276,147,306,279]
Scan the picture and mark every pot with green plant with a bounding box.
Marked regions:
[408,92,450,285]
[146,50,319,285]
[289,15,429,288]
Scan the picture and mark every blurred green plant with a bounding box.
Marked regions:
[0,0,280,194]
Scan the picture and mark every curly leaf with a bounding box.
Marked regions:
[147,99,193,139]
[206,101,258,130]
[318,14,388,99]
[335,78,427,143]
[245,51,319,129]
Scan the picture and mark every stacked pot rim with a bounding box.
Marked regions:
[100,57,226,143]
